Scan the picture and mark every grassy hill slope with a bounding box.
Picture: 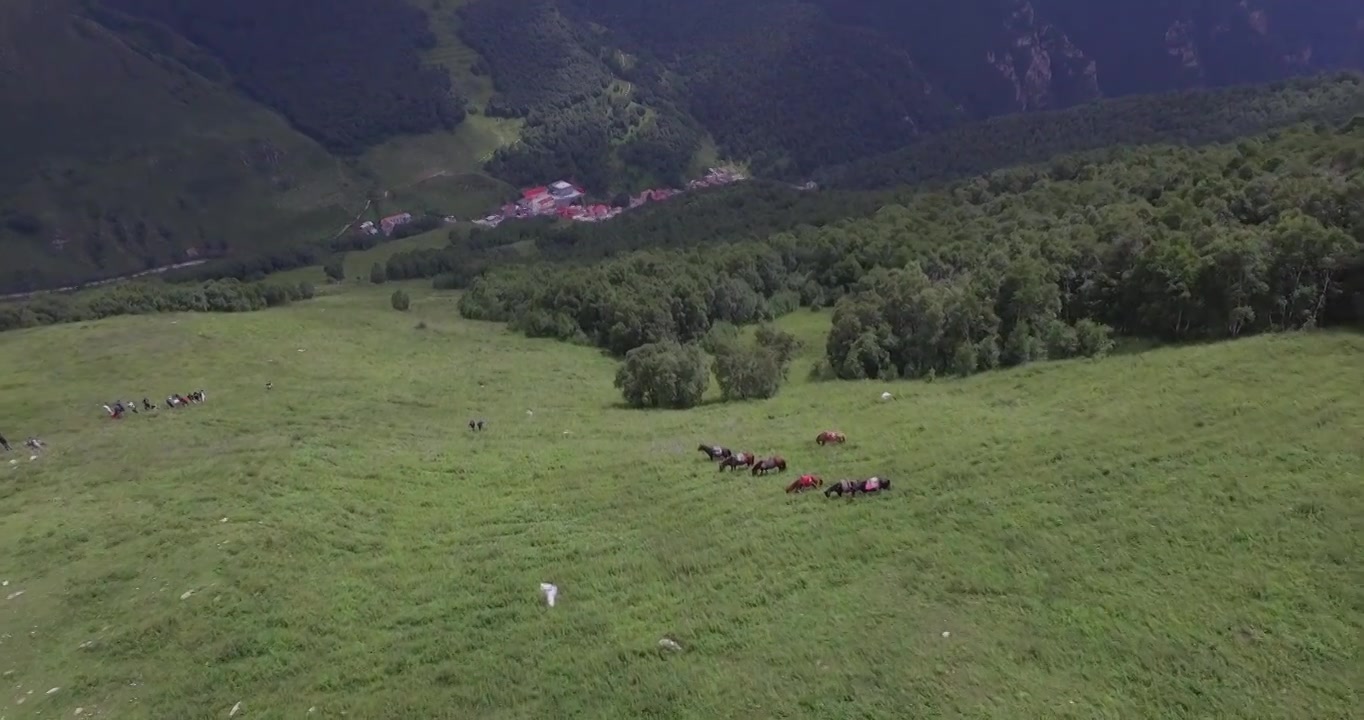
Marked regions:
[1,283,1359,717]
[355,0,524,195]
[0,0,367,294]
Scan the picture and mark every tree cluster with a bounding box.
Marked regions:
[452,121,1364,381]
[711,325,802,402]
[163,228,389,284]
[0,279,315,333]
[613,341,710,409]
[99,0,465,154]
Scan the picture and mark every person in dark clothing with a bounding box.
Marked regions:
[0,433,10,452]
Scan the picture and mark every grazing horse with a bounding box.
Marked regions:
[785,474,823,493]
[824,477,891,498]
[698,444,733,460]
[718,452,755,471]
[815,430,846,446]
[469,419,486,431]
[751,456,788,475]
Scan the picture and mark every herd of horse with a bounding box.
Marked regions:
[698,431,890,499]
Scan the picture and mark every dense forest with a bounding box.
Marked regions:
[455,0,702,191]
[449,0,1363,187]
[437,121,1363,381]
[95,0,464,153]
[820,74,1364,190]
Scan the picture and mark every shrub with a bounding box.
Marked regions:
[754,324,802,370]
[391,289,411,311]
[1075,319,1116,357]
[370,262,387,284]
[700,321,740,355]
[323,256,346,282]
[713,345,785,401]
[613,341,709,409]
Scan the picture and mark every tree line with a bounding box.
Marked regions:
[441,121,1362,404]
[160,213,448,286]
[0,278,316,334]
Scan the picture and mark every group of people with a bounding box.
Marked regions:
[104,390,206,419]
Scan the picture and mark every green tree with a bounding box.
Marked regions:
[754,324,802,369]
[370,262,387,284]
[713,344,785,401]
[613,341,709,409]
[391,289,411,311]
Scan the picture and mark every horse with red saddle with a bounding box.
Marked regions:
[824,476,890,498]
[786,474,823,493]
[815,430,846,445]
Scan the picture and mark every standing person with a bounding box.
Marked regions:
[0,432,10,451]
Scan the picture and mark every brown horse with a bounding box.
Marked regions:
[751,456,788,475]
[815,430,846,446]
[698,444,733,460]
[718,452,755,471]
[785,474,823,493]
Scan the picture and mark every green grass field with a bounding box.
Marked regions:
[1,284,1360,718]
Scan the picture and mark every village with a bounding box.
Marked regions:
[472,165,752,228]
[357,166,752,237]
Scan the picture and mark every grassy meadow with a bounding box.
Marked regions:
[0,283,1360,719]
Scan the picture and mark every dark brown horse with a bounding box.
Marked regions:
[698,444,733,460]
[751,456,788,475]
[718,452,755,471]
[824,477,891,498]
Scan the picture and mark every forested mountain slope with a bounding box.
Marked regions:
[2,0,1361,294]
[436,121,1364,369]
[0,0,365,295]
[818,74,1364,190]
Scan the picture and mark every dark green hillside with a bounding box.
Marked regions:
[0,0,365,295]
[454,0,703,191]
[96,0,465,154]
[819,73,1364,190]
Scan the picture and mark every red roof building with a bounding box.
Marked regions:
[521,186,549,200]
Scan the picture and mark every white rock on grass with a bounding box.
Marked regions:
[180,590,194,601]
[658,638,683,652]
[229,701,243,716]
[46,687,59,695]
